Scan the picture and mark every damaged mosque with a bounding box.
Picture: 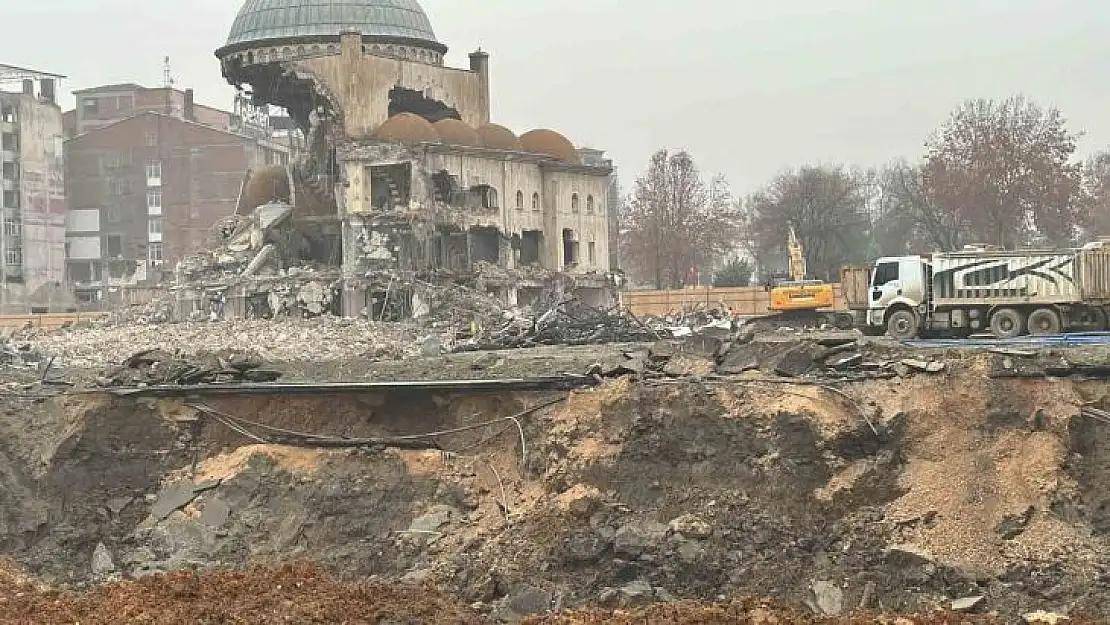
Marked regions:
[178,0,617,319]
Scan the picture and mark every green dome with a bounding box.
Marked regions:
[223,0,442,50]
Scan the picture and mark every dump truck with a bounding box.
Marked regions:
[841,242,1110,340]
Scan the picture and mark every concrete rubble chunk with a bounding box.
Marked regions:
[810,580,843,616]
[502,585,551,619]
[950,595,986,612]
[613,521,668,557]
[617,580,655,607]
[91,542,116,576]
[1023,611,1070,624]
[668,514,713,539]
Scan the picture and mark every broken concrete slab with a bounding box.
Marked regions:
[199,498,232,528]
[662,354,715,377]
[811,580,843,616]
[950,595,986,612]
[826,352,863,369]
[150,480,222,522]
[773,343,823,377]
[91,542,116,576]
[900,358,946,373]
[1022,611,1070,624]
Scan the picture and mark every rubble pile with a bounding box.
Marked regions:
[458,299,663,351]
[95,348,281,387]
[635,333,948,380]
[25,318,429,368]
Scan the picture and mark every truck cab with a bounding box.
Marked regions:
[866,256,930,336]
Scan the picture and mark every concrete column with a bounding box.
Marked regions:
[468,50,491,125]
[340,30,362,59]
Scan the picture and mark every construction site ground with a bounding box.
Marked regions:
[0,319,1109,623]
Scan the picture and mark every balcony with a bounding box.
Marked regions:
[146,175,161,188]
[148,231,162,243]
[147,204,162,216]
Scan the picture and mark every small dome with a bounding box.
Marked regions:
[240,165,291,213]
[373,113,440,143]
[476,123,522,151]
[433,118,482,147]
[520,129,579,163]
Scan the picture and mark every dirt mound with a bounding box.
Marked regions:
[0,563,487,625]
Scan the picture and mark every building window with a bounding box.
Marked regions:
[5,248,21,266]
[0,105,14,123]
[105,234,122,257]
[145,161,161,183]
[2,190,17,208]
[148,242,163,264]
[148,218,162,235]
[145,132,157,147]
[515,190,524,211]
[531,192,540,211]
[571,193,579,213]
[586,195,595,213]
[1,132,17,152]
[588,241,596,264]
[1,162,16,181]
[4,218,20,237]
[81,98,98,114]
[147,190,162,215]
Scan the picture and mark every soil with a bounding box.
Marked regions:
[0,340,1107,621]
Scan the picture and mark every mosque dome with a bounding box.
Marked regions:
[476,124,523,151]
[433,119,483,147]
[218,0,446,55]
[520,129,580,163]
[373,112,440,143]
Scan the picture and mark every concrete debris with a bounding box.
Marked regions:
[96,348,281,387]
[456,299,662,352]
[633,332,951,381]
[23,318,437,369]
[951,595,987,612]
[90,543,116,577]
[810,580,844,616]
[1023,612,1071,624]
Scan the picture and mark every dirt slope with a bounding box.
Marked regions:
[0,352,1106,620]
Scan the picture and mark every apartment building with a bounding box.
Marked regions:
[0,64,67,312]
[64,104,289,303]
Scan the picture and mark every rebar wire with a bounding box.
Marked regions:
[186,396,563,466]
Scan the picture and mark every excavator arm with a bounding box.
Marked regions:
[787,226,807,282]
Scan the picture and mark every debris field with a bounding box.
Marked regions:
[0,316,1107,623]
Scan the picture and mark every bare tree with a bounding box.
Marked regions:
[741,165,872,282]
[1082,150,1110,238]
[923,96,1084,248]
[872,160,965,254]
[621,150,738,289]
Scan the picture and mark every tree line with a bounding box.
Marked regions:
[619,95,1110,290]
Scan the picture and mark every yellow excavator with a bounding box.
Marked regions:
[753,226,854,330]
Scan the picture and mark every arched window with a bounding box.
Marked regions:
[531,192,540,211]
[571,193,580,212]
[515,190,524,210]
[586,195,595,213]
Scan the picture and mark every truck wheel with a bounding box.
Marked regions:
[886,309,918,341]
[1027,308,1061,335]
[990,308,1026,339]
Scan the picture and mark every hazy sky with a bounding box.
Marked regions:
[5,0,1110,195]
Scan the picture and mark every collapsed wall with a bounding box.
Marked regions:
[0,363,1108,619]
